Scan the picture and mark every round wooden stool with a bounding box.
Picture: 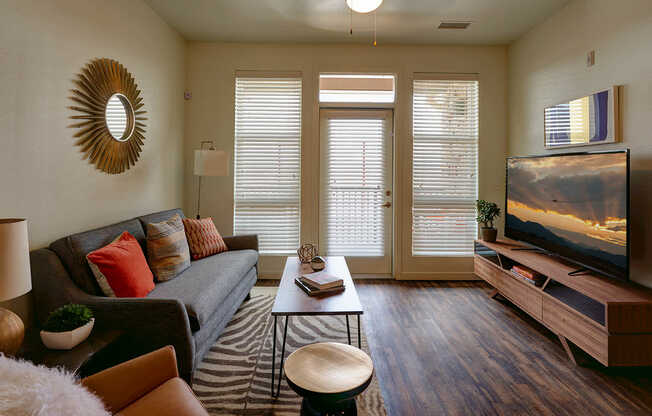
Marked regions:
[284,342,373,416]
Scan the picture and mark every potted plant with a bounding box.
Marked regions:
[476,199,501,242]
[40,304,94,350]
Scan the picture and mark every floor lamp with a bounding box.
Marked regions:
[194,140,229,219]
[0,218,32,356]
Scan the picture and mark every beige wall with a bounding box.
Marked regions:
[508,0,652,288]
[0,0,186,321]
[185,43,508,278]
[1,0,186,249]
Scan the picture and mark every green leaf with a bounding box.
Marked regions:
[42,304,93,333]
[476,199,501,228]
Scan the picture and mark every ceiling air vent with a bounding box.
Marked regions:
[438,21,472,30]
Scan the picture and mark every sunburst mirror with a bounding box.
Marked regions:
[68,58,147,174]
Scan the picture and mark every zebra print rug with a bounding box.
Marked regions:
[192,287,387,416]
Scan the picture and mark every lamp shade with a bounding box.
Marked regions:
[0,219,31,302]
[194,149,229,177]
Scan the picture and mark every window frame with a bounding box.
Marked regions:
[232,71,303,255]
[409,73,480,259]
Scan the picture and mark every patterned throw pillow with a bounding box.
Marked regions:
[86,232,155,298]
[182,217,228,260]
[146,214,191,282]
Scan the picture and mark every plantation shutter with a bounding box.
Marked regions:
[320,111,390,256]
[412,76,479,256]
[233,75,302,254]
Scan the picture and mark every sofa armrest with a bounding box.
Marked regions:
[82,346,179,413]
[84,296,194,380]
[30,249,195,382]
[223,234,258,252]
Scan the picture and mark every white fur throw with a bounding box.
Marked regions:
[0,354,110,416]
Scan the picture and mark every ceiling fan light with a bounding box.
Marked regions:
[346,0,383,14]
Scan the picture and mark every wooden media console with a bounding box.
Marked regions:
[474,239,652,366]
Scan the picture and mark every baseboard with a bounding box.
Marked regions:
[396,271,479,280]
[259,273,281,279]
[261,271,479,280]
[351,273,393,279]
[259,273,394,280]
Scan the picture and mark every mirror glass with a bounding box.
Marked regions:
[544,88,617,148]
[105,94,131,141]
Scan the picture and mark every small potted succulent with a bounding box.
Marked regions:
[476,199,501,242]
[40,304,94,350]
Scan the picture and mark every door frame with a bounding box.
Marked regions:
[318,108,394,275]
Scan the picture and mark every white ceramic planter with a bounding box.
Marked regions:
[40,318,94,350]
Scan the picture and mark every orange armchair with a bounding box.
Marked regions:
[82,346,208,416]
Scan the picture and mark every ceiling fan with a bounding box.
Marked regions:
[345,0,383,45]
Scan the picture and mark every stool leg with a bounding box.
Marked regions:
[301,397,358,416]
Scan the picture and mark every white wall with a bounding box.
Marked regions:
[185,43,507,278]
[0,0,186,321]
[508,0,652,288]
[1,0,186,249]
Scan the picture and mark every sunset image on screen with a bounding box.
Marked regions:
[506,153,627,270]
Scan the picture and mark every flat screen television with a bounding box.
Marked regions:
[505,150,629,281]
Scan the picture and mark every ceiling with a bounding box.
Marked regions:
[145,0,570,45]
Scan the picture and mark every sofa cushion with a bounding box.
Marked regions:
[147,249,258,332]
[50,219,146,296]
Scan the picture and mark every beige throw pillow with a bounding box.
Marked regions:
[146,214,191,282]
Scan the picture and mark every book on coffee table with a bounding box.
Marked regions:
[295,278,345,297]
[300,271,343,290]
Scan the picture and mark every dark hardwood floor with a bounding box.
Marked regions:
[257,279,652,415]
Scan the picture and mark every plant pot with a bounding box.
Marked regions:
[40,318,94,350]
[481,227,498,242]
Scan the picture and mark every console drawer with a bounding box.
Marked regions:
[499,270,543,320]
[475,256,542,320]
[542,296,608,365]
[474,255,503,289]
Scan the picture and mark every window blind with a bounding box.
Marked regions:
[233,76,302,254]
[321,114,388,256]
[412,78,479,256]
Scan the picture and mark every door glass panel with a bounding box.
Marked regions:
[322,117,387,256]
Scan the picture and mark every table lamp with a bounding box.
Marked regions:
[194,140,229,219]
[0,218,31,355]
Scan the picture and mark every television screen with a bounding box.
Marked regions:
[505,150,629,280]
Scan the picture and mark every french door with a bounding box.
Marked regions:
[319,109,393,274]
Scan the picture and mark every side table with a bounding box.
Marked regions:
[17,327,123,378]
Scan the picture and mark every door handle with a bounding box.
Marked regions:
[381,202,392,208]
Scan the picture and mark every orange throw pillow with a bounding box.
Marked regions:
[182,217,228,260]
[86,231,155,298]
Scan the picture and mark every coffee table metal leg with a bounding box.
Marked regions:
[346,315,351,345]
[357,315,361,348]
[271,315,277,397]
[273,316,289,398]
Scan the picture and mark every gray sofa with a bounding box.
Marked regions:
[29,208,258,382]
